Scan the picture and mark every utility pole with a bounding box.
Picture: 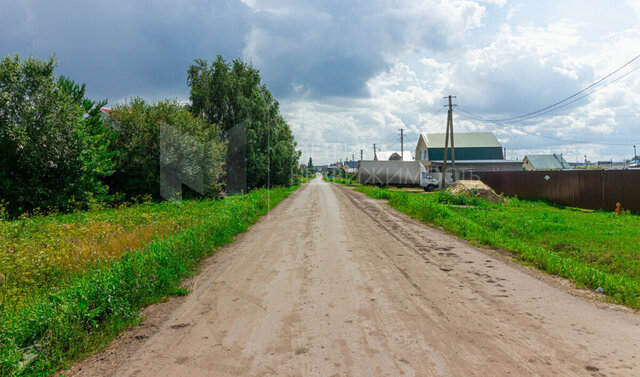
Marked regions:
[373,143,376,160]
[399,128,405,160]
[449,96,456,179]
[440,95,456,189]
[347,156,351,181]
[352,153,355,164]
[360,149,363,161]
[634,145,637,160]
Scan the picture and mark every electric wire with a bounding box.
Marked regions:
[456,108,631,146]
[469,53,640,122]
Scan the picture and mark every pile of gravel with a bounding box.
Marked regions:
[446,180,505,203]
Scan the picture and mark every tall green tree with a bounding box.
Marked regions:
[187,56,300,188]
[105,98,226,200]
[0,55,114,217]
[57,75,116,198]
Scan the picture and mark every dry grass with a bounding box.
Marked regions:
[0,201,208,309]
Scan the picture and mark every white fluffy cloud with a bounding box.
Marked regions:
[281,2,640,164]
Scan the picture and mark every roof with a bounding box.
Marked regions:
[375,151,413,161]
[524,154,571,170]
[430,160,522,164]
[100,107,113,116]
[420,132,502,148]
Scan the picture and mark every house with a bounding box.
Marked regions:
[374,151,413,161]
[523,154,571,171]
[415,131,522,172]
[416,132,504,161]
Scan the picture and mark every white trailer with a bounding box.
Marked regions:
[357,160,439,191]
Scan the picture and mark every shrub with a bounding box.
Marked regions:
[0,55,114,217]
[104,98,227,200]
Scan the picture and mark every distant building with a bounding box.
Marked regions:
[415,131,522,172]
[374,151,413,161]
[523,154,571,171]
[416,132,504,161]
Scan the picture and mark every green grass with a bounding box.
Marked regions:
[356,186,640,308]
[298,175,314,184]
[0,186,298,376]
[323,173,359,186]
[1,200,234,311]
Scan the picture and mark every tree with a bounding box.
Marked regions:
[308,157,313,169]
[57,75,116,199]
[105,98,226,200]
[0,55,114,217]
[187,56,300,189]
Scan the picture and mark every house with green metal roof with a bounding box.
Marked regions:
[415,131,522,173]
[415,132,504,162]
[523,154,571,170]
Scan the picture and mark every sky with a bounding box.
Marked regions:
[2,0,640,165]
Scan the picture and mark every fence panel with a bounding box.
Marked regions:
[473,170,640,213]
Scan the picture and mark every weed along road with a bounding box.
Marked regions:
[68,176,640,377]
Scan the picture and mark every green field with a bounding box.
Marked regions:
[0,186,298,376]
[356,186,640,308]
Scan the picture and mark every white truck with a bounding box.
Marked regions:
[357,160,440,191]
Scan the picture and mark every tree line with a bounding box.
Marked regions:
[0,54,301,218]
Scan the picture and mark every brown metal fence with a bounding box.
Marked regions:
[474,170,640,212]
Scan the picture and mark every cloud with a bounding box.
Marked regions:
[2,0,639,165]
[241,0,487,98]
[0,0,252,103]
[477,0,507,6]
[284,13,640,164]
[625,0,640,18]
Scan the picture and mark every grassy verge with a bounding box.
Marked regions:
[298,175,314,184]
[323,174,359,186]
[0,186,297,376]
[1,200,233,311]
[356,186,640,308]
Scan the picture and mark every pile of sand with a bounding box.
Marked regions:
[446,180,505,203]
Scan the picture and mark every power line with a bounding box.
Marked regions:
[455,107,630,145]
[470,52,640,122]
[493,63,640,122]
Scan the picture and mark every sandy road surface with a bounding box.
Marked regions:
[68,176,640,376]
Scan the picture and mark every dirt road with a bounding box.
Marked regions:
[68,176,640,376]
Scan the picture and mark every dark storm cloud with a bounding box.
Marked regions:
[244,0,483,98]
[1,0,485,103]
[0,0,252,104]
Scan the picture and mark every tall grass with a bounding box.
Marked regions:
[357,186,640,309]
[0,187,296,376]
[0,200,225,311]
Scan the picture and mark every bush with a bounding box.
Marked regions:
[0,55,114,217]
[105,98,227,200]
